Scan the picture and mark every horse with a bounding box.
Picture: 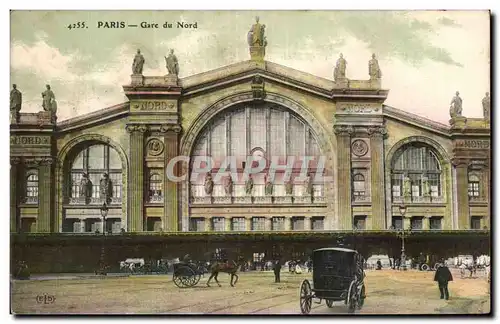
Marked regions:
[206,258,244,287]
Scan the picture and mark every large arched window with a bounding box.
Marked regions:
[190,103,323,200]
[68,144,122,204]
[148,172,163,202]
[391,144,442,199]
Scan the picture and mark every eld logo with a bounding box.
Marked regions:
[36,294,55,304]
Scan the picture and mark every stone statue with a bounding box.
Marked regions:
[368,53,382,79]
[79,173,93,199]
[265,178,273,196]
[303,174,313,196]
[482,92,490,120]
[204,173,214,196]
[422,175,430,197]
[334,53,347,81]
[132,49,145,74]
[99,173,113,202]
[245,174,254,195]
[165,49,179,76]
[10,84,22,112]
[42,84,57,112]
[224,176,233,196]
[403,175,412,197]
[247,16,266,47]
[285,180,293,195]
[449,91,463,118]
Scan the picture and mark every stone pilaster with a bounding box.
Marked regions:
[10,157,21,232]
[126,124,147,232]
[368,126,387,229]
[285,217,292,231]
[205,217,212,232]
[334,125,354,229]
[161,125,181,232]
[37,157,54,232]
[304,217,311,231]
[225,217,232,231]
[245,217,252,231]
[453,159,470,229]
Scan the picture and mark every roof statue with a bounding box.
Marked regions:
[449,91,463,118]
[482,92,490,121]
[132,49,145,75]
[248,16,267,61]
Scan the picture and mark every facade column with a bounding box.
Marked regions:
[285,217,292,231]
[162,125,181,232]
[205,217,212,232]
[225,217,232,231]
[10,157,21,233]
[304,217,311,231]
[453,159,470,229]
[126,124,147,232]
[37,157,54,232]
[245,217,252,231]
[334,125,353,229]
[369,127,387,229]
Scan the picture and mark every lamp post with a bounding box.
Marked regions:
[398,204,409,271]
[98,202,109,275]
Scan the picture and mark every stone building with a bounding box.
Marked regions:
[10,27,491,271]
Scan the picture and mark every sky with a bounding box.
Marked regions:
[10,10,490,123]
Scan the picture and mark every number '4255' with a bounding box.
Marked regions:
[67,22,87,30]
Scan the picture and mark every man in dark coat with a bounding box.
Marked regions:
[274,260,282,283]
[434,262,453,300]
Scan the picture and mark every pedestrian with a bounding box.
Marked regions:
[434,261,453,300]
[274,260,282,283]
[376,259,382,270]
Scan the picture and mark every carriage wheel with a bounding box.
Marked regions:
[357,284,366,310]
[421,264,430,271]
[347,281,357,314]
[173,266,196,288]
[192,273,201,286]
[326,299,334,308]
[299,279,313,314]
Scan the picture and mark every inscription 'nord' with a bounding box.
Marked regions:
[456,140,490,149]
[137,101,175,111]
[10,136,49,145]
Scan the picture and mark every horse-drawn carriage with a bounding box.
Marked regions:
[172,262,206,288]
[299,247,366,314]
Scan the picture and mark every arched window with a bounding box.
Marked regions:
[68,144,122,204]
[148,172,163,202]
[353,173,365,197]
[468,174,480,197]
[25,171,39,204]
[391,144,442,199]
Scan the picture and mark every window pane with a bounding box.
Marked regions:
[269,109,285,157]
[210,117,226,159]
[312,217,324,230]
[289,116,305,156]
[72,151,84,169]
[272,217,285,231]
[109,147,121,169]
[250,109,266,150]
[230,109,247,157]
[292,217,304,230]
[88,145,105,170]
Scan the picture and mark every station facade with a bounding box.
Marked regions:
[10,31,491,271]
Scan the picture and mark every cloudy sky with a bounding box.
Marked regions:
[10,10,490,123]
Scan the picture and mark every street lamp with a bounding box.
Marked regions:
[98,202,109,275]
[398,204,409,271]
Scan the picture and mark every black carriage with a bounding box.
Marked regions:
[299,247,366,314]
[172,262,205,288]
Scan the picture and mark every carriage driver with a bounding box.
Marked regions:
[182,254,193,265]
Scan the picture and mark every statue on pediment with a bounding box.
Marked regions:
[132,49,145,75]
[265,177,273,196]
[99,173,113,203]
[449,91,463,118]
[10,84,22,112]
[42,84,57,113]
[245,174,254,195]
[204,173,214,196]
[482,92,490,120]
[303,173,314,196]
[285,180,294,195]
[165,49,179,76]
[334,53,347,81]
[79,173,93,200]
[224,176,233,196]
[248,16,266,47]
[369,54,382,79]
[403,175,412,198]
